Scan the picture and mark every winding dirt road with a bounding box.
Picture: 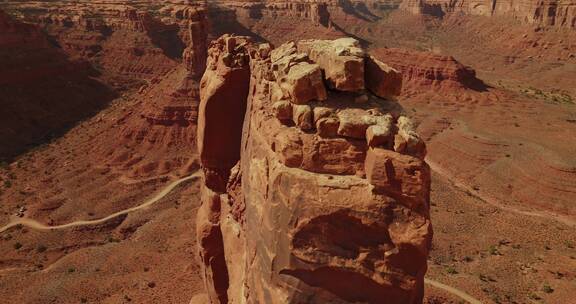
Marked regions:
[0,172,201,234]
[425,278,483,304]
[0,169,484,303]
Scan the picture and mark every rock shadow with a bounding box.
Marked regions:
[0,46,117,161]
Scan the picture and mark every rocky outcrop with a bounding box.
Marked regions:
[366,55,403,98]
[400,0,576,29]
[182,7,209,80]
[196,35,431,304]
[298,38,366,92]
[370,47,486,94]
[197,35,252,191]
[196,35,253,304]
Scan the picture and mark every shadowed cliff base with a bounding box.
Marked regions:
[0,10,115,161]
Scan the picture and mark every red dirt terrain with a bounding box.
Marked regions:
[0,1,575,304]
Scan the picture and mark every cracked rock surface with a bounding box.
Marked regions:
[196,35,432,304]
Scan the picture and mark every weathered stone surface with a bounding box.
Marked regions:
[258,42,272,59]
[394,116,426,159]
[182,8,208,80]
[197,36,432,304]
[273,99,293,121]
[196,188,229,304]
[270,41,298,62]
[269,41,328,104]
[366,118,394,148]
[292,104,314,130]
[365,147,431,208]
[275,129,304,167]
[337,109,375,139]
[312,106,334,124]
[366,56,403,99]
[316,117,340,138]
[298,38,365,92]
[198,34,252,190]
[196,35,253,304]
[280,61,327,104]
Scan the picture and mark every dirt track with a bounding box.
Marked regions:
[0,172,201,234]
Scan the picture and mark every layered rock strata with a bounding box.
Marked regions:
[400,0,576,29]
[101,7,209,177]
[371,47,486,93]
[209,1,332,27]
[1,3,193,83]
[196,35,432,304]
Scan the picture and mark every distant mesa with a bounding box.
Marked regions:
[371,47,489,94]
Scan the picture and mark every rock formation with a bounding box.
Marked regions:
[95,7,209,178]
[2,3,191,84]
[371,47,487,94]
[182,7,209,80]
[196,35,432,304]
[400,0,576,29]
[209,1,332,27]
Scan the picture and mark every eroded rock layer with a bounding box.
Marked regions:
[94,7,209,178]
[371,47,487,94]
[400,0,576,29]
[0,1,209,86]
[196,35,432,304]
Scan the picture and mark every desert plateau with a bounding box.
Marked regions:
[0,0,575,303]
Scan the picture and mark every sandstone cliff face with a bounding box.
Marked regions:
[371,47,487,94]
[211,1,332,27]
[95,7,209,178]
[205,0,405,45]
[196,35,432,304]
[400,0,576,29]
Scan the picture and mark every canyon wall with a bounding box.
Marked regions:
[0,2,203,85]
[205,0,402,44]
[400,0,576,29]
[0,2,209,172]
[0,9,113,159]
[371,47,487,94]
[93,6,210,178]
[209,0,401,24]
[196,35,432,303]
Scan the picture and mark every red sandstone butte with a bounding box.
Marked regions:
[196,35,432,304]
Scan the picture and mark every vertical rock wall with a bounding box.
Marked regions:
[196,34,432,304]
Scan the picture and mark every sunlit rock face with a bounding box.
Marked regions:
[196,34,432,304]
